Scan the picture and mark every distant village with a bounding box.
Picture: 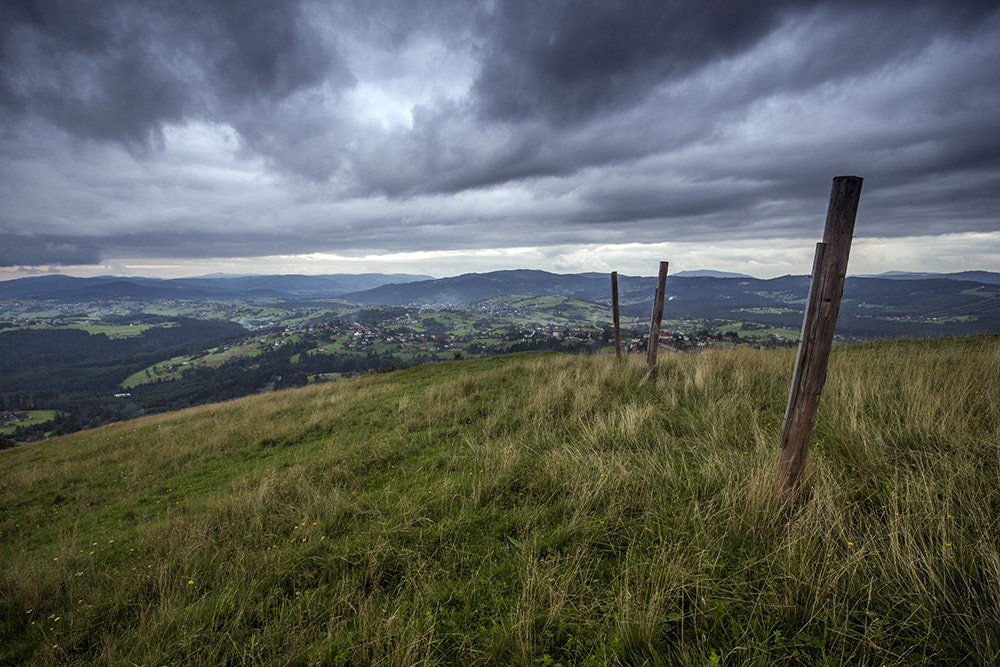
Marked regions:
[270,309,789,367]
[1,410,30,424]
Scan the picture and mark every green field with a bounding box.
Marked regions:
[477,295,612,328]
[0,410,59,435]
[120,341,264,389]
[3,336,999,665]
[78,324,155,338]
[19,321,162,339]
[717,322,801,343]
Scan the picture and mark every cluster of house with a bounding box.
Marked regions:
[266,310,790,361]
[315,319,468,353]
[280,316,609,356]
[1,410,30,424]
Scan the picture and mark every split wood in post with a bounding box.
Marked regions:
[776,175,863,502]
[612,271,622,359]
[645,261,669,379]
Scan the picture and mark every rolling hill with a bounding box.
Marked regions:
[0,273,431,301]
[340,269,1000,339]
[5,269,999,340]
[3,336,998,665]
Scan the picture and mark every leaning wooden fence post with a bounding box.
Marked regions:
[611,271,622,359]
[645,261,669,379]
[776,176,863,503]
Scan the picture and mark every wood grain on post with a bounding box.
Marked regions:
[645,261,669,379]
[611,271,622,359]
[776,176,863,502]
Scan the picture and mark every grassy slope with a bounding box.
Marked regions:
[2,337,999,666]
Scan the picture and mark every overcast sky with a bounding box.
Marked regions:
[2,0,998,280]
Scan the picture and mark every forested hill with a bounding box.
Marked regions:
[0,273,430,301]
[0,317,244,431]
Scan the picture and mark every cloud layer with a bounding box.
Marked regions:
[1,0,998,274]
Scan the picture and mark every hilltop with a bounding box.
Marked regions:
[2,336,998,665]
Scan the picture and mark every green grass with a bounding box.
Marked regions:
[76,324,155,338]
[0,411,60,436]
[20,321,159,338]
[718,322,801,342]
[475,295,611,328]
[2,336,999,665]
[121,343,263,388]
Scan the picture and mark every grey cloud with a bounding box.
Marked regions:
[476,2,994,158]
[0,230,308,265]
[0,234,102,267]
[0,0,348,150]
[343,0,999,202]
[1,0,998,270]
[473,0,796,125]
[473,0,999,127]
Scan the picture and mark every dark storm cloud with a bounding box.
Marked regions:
[0,234,101,267]
[474,0,796,124]
[0,0,998,271]
[339,0,1000,202]
[462,0,1000,194]
[0,0,348,149]
[474,0,998,126]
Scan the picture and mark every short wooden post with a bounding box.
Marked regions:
[611,271,622,359]
[776,176,863,502]
[645,261,669,379]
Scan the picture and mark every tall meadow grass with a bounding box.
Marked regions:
[1,337,998,665]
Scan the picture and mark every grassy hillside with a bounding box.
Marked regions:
[2,336,999,665]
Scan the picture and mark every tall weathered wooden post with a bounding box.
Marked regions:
[645,261,669,379]
[776,176,863,502]
[611,271,622,359]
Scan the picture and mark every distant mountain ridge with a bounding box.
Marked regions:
[0,273,431,301]
[5,269,999,303]
[339,269,1000,306]
[337,269,1000,340]
[860,271,1000,284]
[4,269,999,339]
[671,270,754,279]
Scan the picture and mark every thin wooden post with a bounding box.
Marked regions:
[611,271,622,359]
[645,261,669,379]
[776,176,863,502]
